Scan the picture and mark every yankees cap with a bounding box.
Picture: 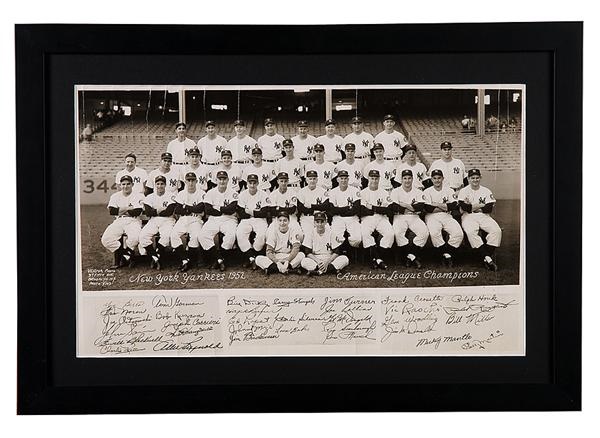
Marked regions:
[344,143,356,151]
[440,141,453,149]
[351,116,363,123]
[175,122,187,129]
[306,170,318,178]
[431,169,443,177]
[368,170,380,177]
[277,210,290,219]
[403,144,417,153]
[188,147,200,156]
[282,138,294,147]
[401,169,413,178]
[372,142,384,151]
[221,149,232,157]
[468,168,481,177]
[185,172,197,180]
[161,152,173,160]
[154,175,167,183]
[205,120,216,127]
[216,170,229,179]
[233,119,245,126]
[276,172,289,180]
[246,174,259,182]
[325,118,336,126]
[383,114,395,121]
[314,211,327,222]
[120,175,133,183]
[251,147,263,155]
[337,170,349,177]
[297,120,308,127]
[264,118,274,125]
[313,143,325,152]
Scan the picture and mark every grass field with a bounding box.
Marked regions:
[80,200,521,291]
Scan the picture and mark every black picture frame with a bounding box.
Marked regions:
[16,22,582,414]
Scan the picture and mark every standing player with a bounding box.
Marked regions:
[396,144,428,190]
[257,118,285,163]
[101,175,144,269]
[274,139,304,189]
[327,170,362,250]
[422,169,464,267]
[170,172,205,272]
[255,211,305,275]
[374,114,407,161]
[458,169,502,271]
[360,169,394,269]
[198,171,239,271]
[236,174,270,268]
[390,169,429,268]
[227,119,257,165]
[166,122,196,170]
[305,144,336,190]
[197,120,227,173]
[301,212,350,275]
[139,175,177,270]
[146,152,181,195]
[334,143,365,189]
[268,172,299,223]
[115,153,148,194]
[210,150,242,192]
[179,146,212,192]
[297,170,330,237]
[363,143,397,191]
[292,120,318,161]
[343,116,373,166]
[241,147,276,192]
[317,119,344,163]
[429,141,466,192]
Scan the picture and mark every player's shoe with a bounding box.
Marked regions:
[377,260,388,270]
[291,267,304,275]
[371,258,379,269]
[217,260,226,272]
[179,259,190,272]
[412,258,422,269]
[110,252,122,269]
[251,260,258,270]
[484,259,498,272]
[210,261,220,270]
[242,258,253,269]
[443,256,453,268]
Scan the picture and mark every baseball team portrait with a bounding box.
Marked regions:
[76,85,524,292]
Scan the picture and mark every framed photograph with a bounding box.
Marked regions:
[16,22,582,413]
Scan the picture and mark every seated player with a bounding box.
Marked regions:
[301,212,350,276]
[101,175,144,268]
[458,169,502,271]
[390,169,429,268]
[255,211,305,275]
[327,170,362,250]
[297,170,330,237]
[360,169,394,269]
[139,175,177,270]
[236,174,270,269]
[422,169,464,267]
[268,172,299,223]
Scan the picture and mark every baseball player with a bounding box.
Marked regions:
[343,116,373,166]
[297,170,331,237]
[268,172,299,223]
[334,143,365,189]
[235,173,270,269]
[304,143,336,190]
[145,152,181,195]
[115,153,148,194]
[317,119,344,163]
[198,170,239,271]
[327,170,362,249]
[273,138,304,188]
[255,211,305,275]
[227,119,257,165]
[390,169,429,268]
[458,169,501,271]
[429,141,466,192]
[360,169,394,269]
[139,175,177,270]
[170,172,206,272]
[373,114,407,161]
[300,212,350,275]
[101,175,144,269]
[166,122,196,169]
[257,118,285,163]
[241,147,276,192]
[291,120,318,161]
[422,169,464,267]
[210,149,242,192]
[197,120,228,172]
[179,146,212,192]
[396,144,428,190]
[363,143,397,191]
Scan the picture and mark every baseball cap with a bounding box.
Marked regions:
[314,211,327,222]
[161,152,173,160]
[221,149,232,157]
[276,172,289,180]
[440,141,453,149]
[337,170,349,177]
[351,116,363,123]
[120,175,133,183]
[383,114,395,121]
[368,170,380,177]
[306,170,318,178]
[372,143,384,151]
[251,147,263,155]
[403,144,417,153]
[344,143,356,151]
[216,170,229,179]
[246,174,259,183]
[264,118,274,126]
[154,175,167,183]
[313,144,325,152]
[185,172,197,180]
[325,118,336,126]
[188,147,200,156]
[282,138,294,147]
[277,210,290,219]
[297,120,308,127]
[468,168,481,177]
[175,122,187,129]
[205,120,216,127]
[401,169,413,178]
[233,119,245,126]
[430,169,443,177]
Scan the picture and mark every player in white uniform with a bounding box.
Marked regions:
[101,175,145,268]
[197,120,227,172]
[343,116,373,166]
[422,169,464,267]
[170,172,206,272]
[334,143,365,189]
[360,169,394,269]
[396,144,428,190]
[374,114,407,161]
[274,138,304,188]
[297,170,330,237]
[292,120,318,161]
[304,143,336,190]
[300,212,350,275]
[429,141,466,192]
[257,118,285,163]
[458,168,502,271]
[179,147,212,192]
[363,143,397,191]
[255,211,305,275]
[198,170,239,271]
[115,153,148,194]
[268,172,299,224]
[166,122,196,169]
[139,175,177,270]
[317,119,344,163]
[227,119,257,165]
[146,152,181,195]
[235,173,270,269]
[210,149,242,192]
[241,147,276,192]
[390,169,429,268]
[327,170,362,250]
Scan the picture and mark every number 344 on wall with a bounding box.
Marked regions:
[82,179,118,194]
